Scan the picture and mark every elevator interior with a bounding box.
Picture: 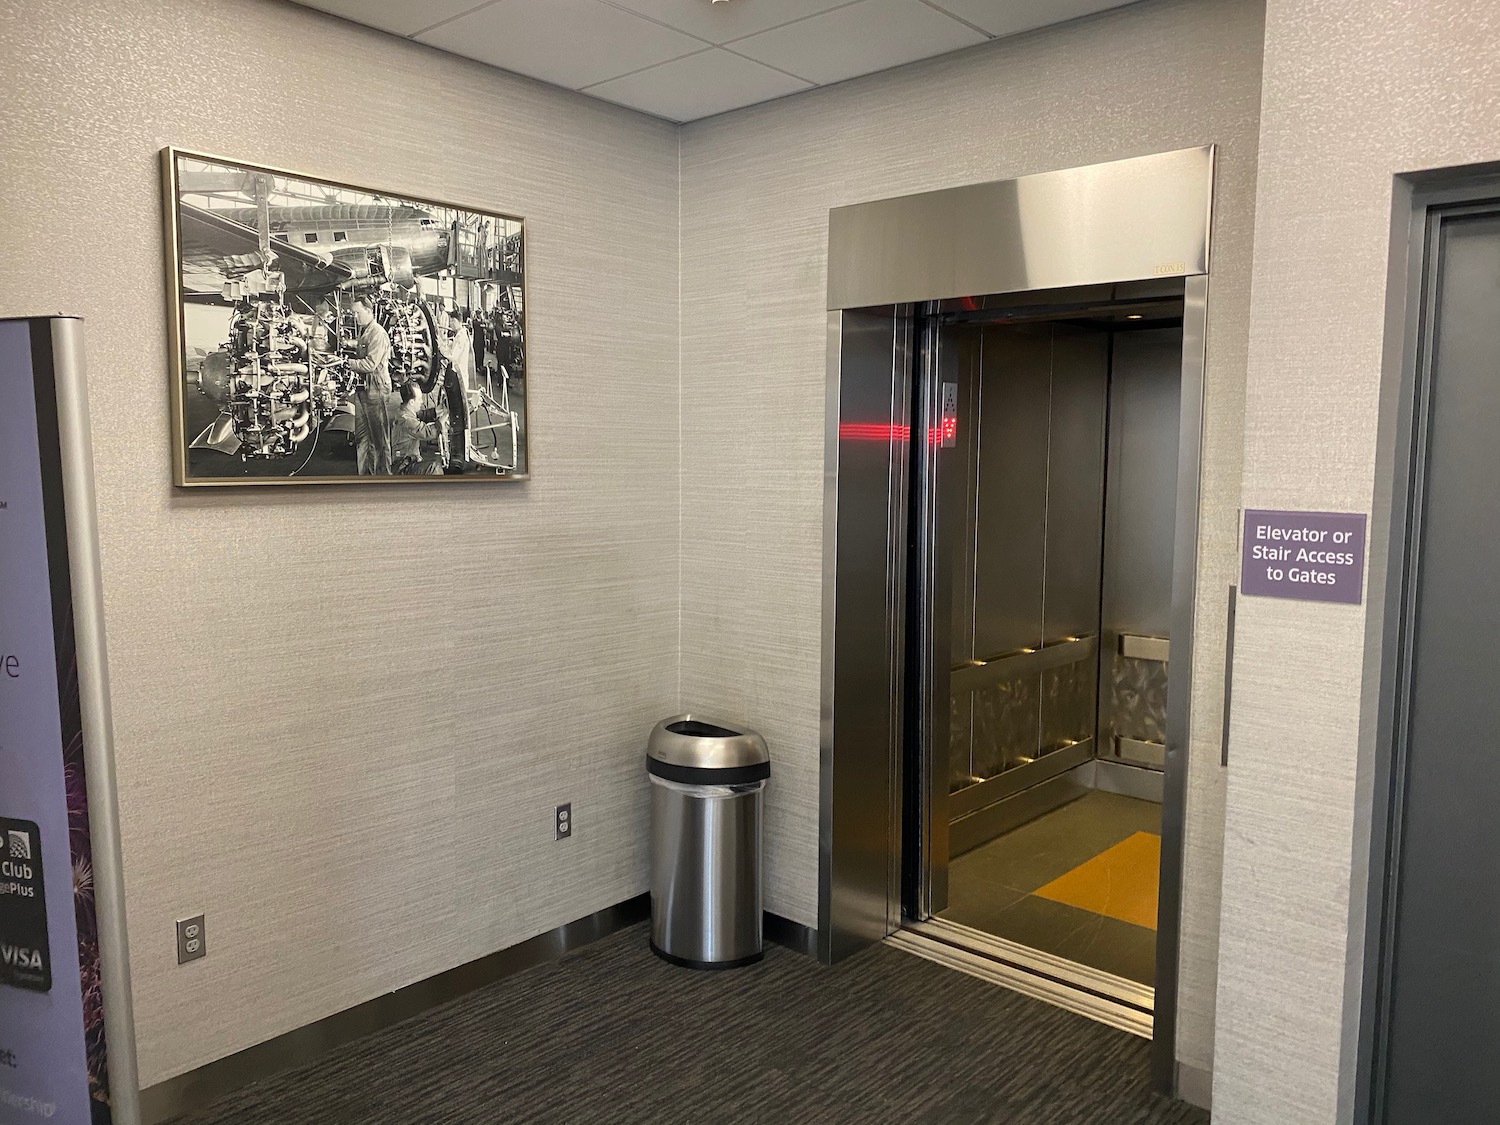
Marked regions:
[920,281,1184,994]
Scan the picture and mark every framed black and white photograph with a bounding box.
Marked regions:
[163,148,527,486]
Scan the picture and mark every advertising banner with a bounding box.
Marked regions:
[0,320,115,1124]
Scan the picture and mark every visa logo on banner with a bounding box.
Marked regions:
[1,944,43,972]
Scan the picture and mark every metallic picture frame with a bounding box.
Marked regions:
[161,146,530,488]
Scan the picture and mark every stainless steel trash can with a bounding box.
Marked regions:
[647,715,769,969]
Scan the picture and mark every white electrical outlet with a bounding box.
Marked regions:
[177,915,206,964]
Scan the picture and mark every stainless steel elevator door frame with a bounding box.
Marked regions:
[827,147,1214,310]
[821,148,1215,1097]
[819,305,914,963]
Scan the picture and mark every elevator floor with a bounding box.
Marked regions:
[938,790,1161,986]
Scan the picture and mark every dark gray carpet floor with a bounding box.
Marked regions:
[168,923,1209,1125]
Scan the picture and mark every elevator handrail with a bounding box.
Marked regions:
[949,634,1098,693]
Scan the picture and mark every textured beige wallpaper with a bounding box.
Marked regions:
[0,0,680,1087]
[678,0,1265,1078]
[1214,2,1500,1122]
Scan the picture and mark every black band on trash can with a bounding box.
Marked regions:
[650,942,764,971]
[646,756,770,786]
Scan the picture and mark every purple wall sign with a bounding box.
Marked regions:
[1,320,114,1124]
[1241,509,1368,605]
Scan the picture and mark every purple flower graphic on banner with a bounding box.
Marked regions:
[55,613,114,1119]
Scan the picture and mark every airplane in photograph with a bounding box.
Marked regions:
[175,166,519,308]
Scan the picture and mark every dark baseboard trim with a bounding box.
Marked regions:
[764,911,818,957]
[139,894,650,1124]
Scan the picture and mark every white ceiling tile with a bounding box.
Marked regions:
[585,48,813,120]
[601,0,857,45]
[730,0,986,86]
[925,0,1139,39]
[416,0,707,89]
[290,0,489,38]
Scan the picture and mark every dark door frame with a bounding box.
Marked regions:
[1354,168,1500,1125]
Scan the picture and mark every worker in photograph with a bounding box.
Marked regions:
[436,305,476,467]
[390,379,444,475]
[344,294,394,474]
[437,306,477,397]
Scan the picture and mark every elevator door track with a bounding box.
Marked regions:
[888,918,1153,1039]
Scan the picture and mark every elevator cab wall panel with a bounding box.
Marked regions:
[972,326,1052,660]
[1102,328,1181,636]
[947,322,1109,796]
[1041,329,1110,756]
[1100,327,1182,759]
[1044,328,1111,643]
[967,327,1051,785]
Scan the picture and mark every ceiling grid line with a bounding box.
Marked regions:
[916,0,999,39]
[707,47,819,87]
[590,0,869,50]
[409,0,506,39]
[577,46,719,93]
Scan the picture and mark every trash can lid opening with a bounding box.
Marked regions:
[665,719,741,739]
[648,714,770,772]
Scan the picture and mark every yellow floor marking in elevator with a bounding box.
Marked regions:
[1033,831,1161,931]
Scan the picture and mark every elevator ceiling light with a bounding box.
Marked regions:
[1126,314,1144,320]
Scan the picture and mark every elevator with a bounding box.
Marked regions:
[819,147,1215,1093]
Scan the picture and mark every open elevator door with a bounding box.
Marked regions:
[819,147,1214,1094]
[895,286,1189,1038]
[918,290,1184,908]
